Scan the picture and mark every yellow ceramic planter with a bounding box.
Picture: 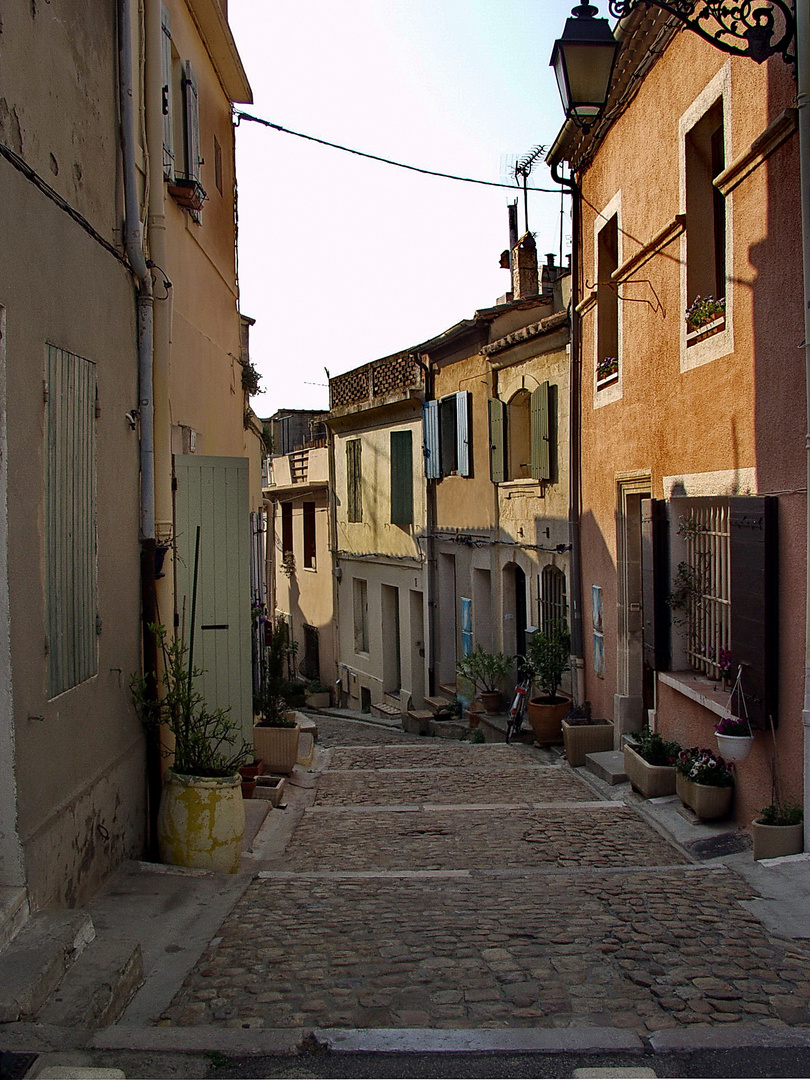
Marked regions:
[157,770,245,874]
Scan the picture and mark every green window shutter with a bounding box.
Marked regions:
[530,382,550,480]
[390,430,414,526]
[45,345,98,698]
[161,4,174,179]
[488,398,506,483]
[182,60,200,183]
[347,439,362,522]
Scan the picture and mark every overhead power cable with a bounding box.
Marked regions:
[235,111,561,194]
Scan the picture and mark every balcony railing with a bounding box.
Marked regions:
[330,354,424,412]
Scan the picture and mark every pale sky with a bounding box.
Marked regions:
[228,0,579,415]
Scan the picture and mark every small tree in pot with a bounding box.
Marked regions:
[456,645,513,715]
[253,618,306,773]
[524,621,571,744]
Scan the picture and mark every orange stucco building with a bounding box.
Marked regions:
[549,7,804,827]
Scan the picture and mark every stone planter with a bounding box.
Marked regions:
[716,733,754,763]
[305,691,331,708]
[677,773,733,821]
[253,723,300,775]
[526,695,570,745]
[157,770,244,874]
[562,719,614,768]
[751,819,804,861]
[480,691,502,716]
[624,743,676,798]
[255,775,286,806]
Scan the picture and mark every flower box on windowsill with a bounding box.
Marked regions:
[686,314,725,346]
[167,177,207,212]
[596,372,619,390]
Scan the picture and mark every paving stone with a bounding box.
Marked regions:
[162,716,810,1036]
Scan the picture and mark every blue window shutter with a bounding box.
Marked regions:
[456,391,472,477]
[461,597,472,656]
[183,61,201,183]
[423,400,440,479]
[531,382,550,480]
[488,398,506,483]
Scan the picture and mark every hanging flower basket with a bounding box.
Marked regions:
[716,732,754,762]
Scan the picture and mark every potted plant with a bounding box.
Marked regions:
[562,702,614,768]
[714,715,755,763]
[752,720,804,860]
[305,680,332,709]
[131,624,251,874]
[624,727,681,798]
[456,645,513,715]
[685,295,725,331]
[253,618,303,774]
[524,621,571,744]
[676,747,734,821]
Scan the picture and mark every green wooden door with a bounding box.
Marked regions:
[174,456,253,744]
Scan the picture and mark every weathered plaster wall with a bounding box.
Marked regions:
[577,33,803,821]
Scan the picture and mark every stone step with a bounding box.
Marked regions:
[0,886,29,952]
[429,718,467,740]
[585,749,628,785]
[423,695,453,716]
[370,701,400,720]
[37,935,143,1029]
[0,909,94,1022]
[403,709,433,736]
[438,682,457,698]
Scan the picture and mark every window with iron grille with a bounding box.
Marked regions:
[671,503,730,681]
[539,564,567,634]
[45,344,98,698]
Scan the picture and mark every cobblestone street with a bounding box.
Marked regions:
[162,717,810,1036]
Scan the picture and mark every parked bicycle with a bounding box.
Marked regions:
[506,660,534,743]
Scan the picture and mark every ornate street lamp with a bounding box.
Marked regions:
[550,5,620,130]
[606,1,795,64]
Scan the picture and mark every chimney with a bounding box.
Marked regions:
[511,232,538,299]
[541,252,557,296]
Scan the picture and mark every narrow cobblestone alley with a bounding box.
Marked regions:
[161,718,810,1038]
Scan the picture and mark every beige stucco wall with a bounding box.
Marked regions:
[0,1,145,909]
[575,34,804,825]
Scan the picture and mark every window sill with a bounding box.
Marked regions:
[659,670,731,719]
[498,478,541,492]
[686,316,725,347]
[596,372,619,390]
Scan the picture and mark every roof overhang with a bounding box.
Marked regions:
[188,0,252,104]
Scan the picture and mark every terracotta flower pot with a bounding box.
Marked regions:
[752,819,804,861]
[480,691,502,716]
[526,695,570,745]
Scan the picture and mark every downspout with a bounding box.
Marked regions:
[414,353,437,698]
[797,0,810,852]
[551,156,585,705]
[118,0,160,854]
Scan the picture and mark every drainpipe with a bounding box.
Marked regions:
[797,0,810,852]
[118,0,160,854]
[550,157,585,705]
[414,354,436,698]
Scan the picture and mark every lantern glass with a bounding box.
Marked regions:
[550,7,619,124]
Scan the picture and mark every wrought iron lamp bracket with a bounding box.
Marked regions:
[607,0,795,64]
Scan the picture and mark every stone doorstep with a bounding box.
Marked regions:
[37,938,144,1030]
[370,702,401,720]
[585,750,627,786]
[0,911,95,1023]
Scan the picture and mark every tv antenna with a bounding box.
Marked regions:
[514,145,547,234]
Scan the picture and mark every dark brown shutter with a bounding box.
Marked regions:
[730,496,778,726]
[641,498,670,670]
[440,397,457,476]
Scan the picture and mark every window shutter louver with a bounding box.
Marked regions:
[346,440,362,522]
[641,498,670,671]
[160,4,174,179]
[530,382,550,480]
[423,400,440,479]
[183,60,200,183]
[390,430,414,526]
[456,391,471,477]
[730,496,778,726]
[488,398,506,483]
